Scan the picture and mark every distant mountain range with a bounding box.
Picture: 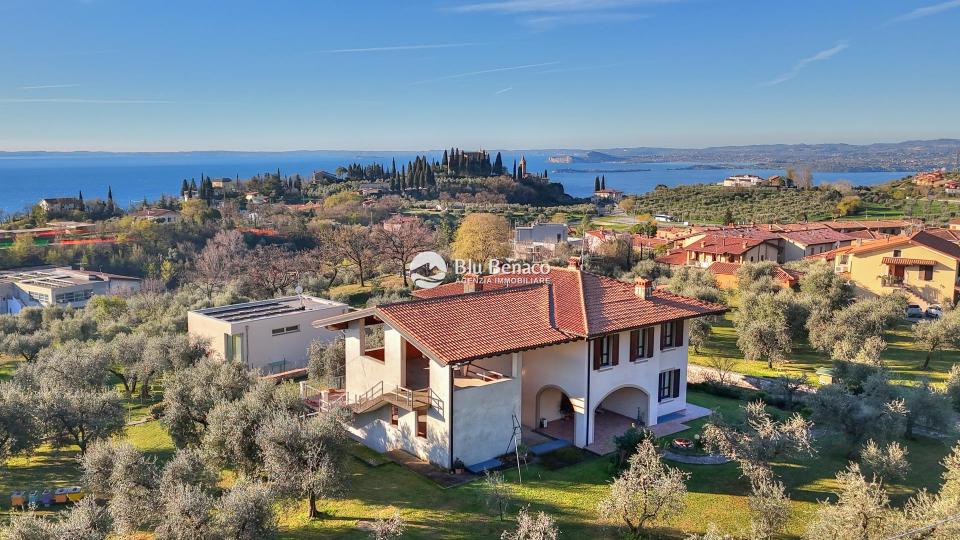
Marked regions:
[545,139,960,173]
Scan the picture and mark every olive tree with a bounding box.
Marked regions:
[860,440,910,482]
[702,400,814,479]
[748,469,790,540]
[213,481,278,540]
[501,507,559,540]
[597,439,689,539]
[257,409,349,519]
[804,464,897,540]
[0,382,42,465]
[80,440,158,535]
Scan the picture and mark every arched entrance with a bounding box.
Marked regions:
[535,385,575,442]
[591,385,651,452]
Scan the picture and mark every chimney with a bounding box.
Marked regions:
[463,273,483,293]
[634,277,653,300]
[567,257,580,269]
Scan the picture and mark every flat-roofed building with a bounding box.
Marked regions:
[0,266,141,314]
[187,295,351,375]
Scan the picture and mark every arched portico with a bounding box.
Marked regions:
[590,385,653,450]
[534,384,578,442]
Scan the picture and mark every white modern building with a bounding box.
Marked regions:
[0,266,141,314]
[512,222,569,261]
[187,295,351,375]
[309,262,724,471]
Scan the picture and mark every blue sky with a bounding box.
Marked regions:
[1,0,958,151]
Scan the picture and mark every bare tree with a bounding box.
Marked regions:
[369,510,405,540]
[333,225,378,287]
[192,229,247,297]
[502,507,559,540]
[484,471,512,522]
[375,219,435,287]
[244,244,302,297]
[705,355,739,387]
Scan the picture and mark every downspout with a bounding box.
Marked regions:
[448,365,454,470]
[585,344,591,448]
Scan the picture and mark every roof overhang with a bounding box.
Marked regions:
[311,307,382,330]
[882,257,936,266]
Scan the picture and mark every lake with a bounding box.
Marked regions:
[0,151,912,214]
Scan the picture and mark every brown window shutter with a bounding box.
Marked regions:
[629,330,639,361]
[671,369,680,397]
[612,334,620,365]
[923,265,933,281]
[659,324,666,350]
[645,328,654,358]
[592,339,601,370]
[674,320,683,347]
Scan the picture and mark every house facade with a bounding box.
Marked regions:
[830,231,960,307]
[0,266,141,314]
[188,296,350,375]
[512,222,569,261]
[309,264,725,470]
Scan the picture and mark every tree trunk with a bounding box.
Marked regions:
[308,493,320,519]
[922,351,932,370]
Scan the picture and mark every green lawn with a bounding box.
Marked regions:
[690,311,960,386]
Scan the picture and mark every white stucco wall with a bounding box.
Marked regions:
[452,376,521,467]
[521,340,589,446]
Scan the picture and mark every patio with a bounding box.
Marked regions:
[585,404,714,455]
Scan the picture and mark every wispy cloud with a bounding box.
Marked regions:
[0,98,179,104]
[535,62,623,75]
[18,83,83,90]
[494,86,513,95]
[762,41,849,86]
[317,43,480,54]
[523,11,648,29]
[410,61,560,85]
[890,0,960,23]
[449,0,661,13]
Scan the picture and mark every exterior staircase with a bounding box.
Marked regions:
[300,381,439,415]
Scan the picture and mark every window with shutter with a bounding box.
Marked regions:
[630,330,640,360]
[658,369,681,401]
[661,322,675,349]
[922,265,933,281]
[645,328,654,358]
[674,320,683,347]
[611,334,619,366]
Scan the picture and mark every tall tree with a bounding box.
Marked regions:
[450,213,511,267]
[375,217,435,286]
[332,225,378,287]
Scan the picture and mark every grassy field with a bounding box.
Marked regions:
[689,311,960,386]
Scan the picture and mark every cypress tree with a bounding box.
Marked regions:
[494,152,503,175]
[180,179,188,196]
[78,191,85,212]
[513,160,517,181]
[594,176,601,191]
[107,186,114,211]
[601,175,606,190]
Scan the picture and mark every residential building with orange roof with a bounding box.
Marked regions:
[827,230,960,307]
[309,261,725,471]
[705,261,801,290]
[778,228,856,260]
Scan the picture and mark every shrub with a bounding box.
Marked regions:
[611,426,657,471]
[540,447,586,470]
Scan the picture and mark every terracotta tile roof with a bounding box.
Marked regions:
[380,284,578,365]
[820,219,918,231]
[632,235,669,249]
[882,257,936,266]
[655,248,688,266]
[779,228,855,246]
[925,227,960,243]
[407,265,725,362]
[843,230,960,261]
[687,235,776,255]
[706,261,741,275]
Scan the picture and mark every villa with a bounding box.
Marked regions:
[308,260,725,472]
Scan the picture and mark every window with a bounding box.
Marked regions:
[271,325,300,336]
[893,249,902,257]
[658,369,681,402]
[416,412,427,438]
[55,290,93,304]
[921,265,933,281]
[591,334,619,369]
[390,405,399,427]
[630,327,654,361]
[660,320,684,350]
[225,333,244,363]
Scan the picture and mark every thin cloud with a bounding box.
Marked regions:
[762,41,849,86]
[494,86,513,95]
[523,11,648,29]
[450,0,659,13]
[535,61,622,74]
[410,61,560,85]
[18,84,83,90]
[890,0,960,23]
[317,43,480,54]
[0,98,179,104]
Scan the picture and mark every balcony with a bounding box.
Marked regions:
[453,364,511,390]
[880,274,904,287]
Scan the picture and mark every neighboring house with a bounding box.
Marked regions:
[38,197,81,213]
[654,248,687,267]
[915,169,947,187]
[0,221,96,242]
[188,296,350,375]
[830,231,960,307]
[706,261,801,290]
[584,228,631,253]
[681,232,781,266]
[778,228,855,261]
[309,263,725,471]
[382,214,423,233]
[592,189,624,203]
[127,208,180,224]
[513,222,568,260]
[0,266,141,314]
[948,219,960,231]
[819,219,919,236]
[720,174,766,188]
[313,170,339,183]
